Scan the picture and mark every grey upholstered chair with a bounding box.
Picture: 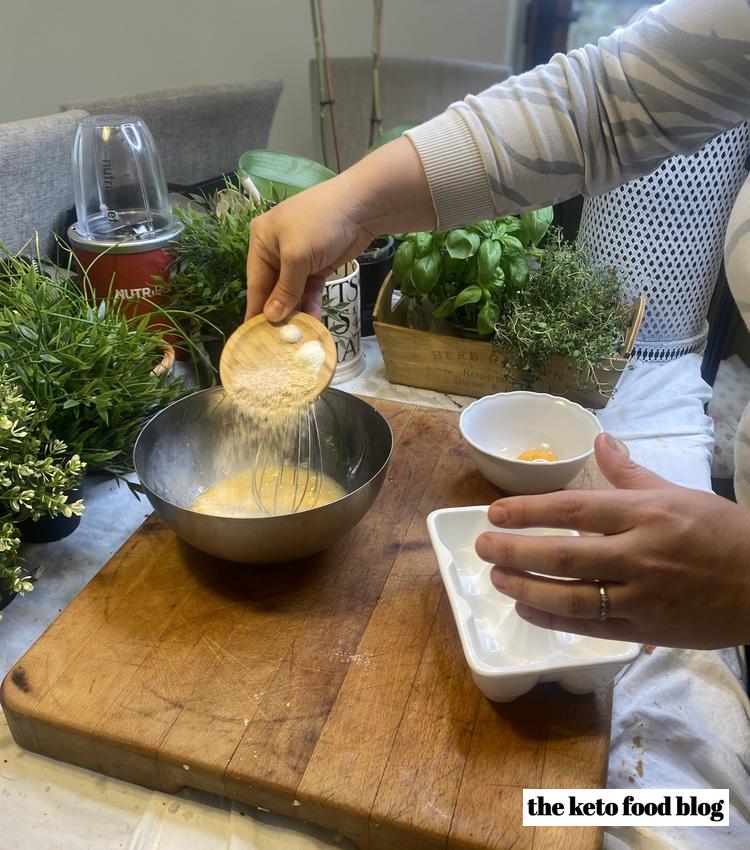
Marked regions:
[0,110,87,258]
[61,80,283,185]
[308,56,511,170]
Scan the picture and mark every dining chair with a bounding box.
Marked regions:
[61,80,283,186]
[308,56,511,170]
[0,110,87,260]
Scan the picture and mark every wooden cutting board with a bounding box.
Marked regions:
[2,398,615,850]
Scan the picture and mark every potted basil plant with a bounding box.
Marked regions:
[391,208,554,337]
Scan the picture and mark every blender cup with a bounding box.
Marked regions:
[67,115,184,351]
[70,113,178,242]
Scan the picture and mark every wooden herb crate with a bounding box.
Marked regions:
[373,273,645,409]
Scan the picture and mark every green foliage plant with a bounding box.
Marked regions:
[167,185,271,340]
[0,370,85,521]
[238,151,335,203]
[0,522,28,609]
[0,251,185,476]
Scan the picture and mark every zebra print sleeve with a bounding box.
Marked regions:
[406,0,750,231]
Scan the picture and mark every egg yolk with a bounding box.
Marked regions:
[517,448,558,463]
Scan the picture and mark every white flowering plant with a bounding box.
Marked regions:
[0,370,85,605]
[0,522,30,602]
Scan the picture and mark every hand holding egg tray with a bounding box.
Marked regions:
[428,391,640,702]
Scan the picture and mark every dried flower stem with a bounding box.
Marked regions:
[309,0,330,169]
[316,0,342,173]
[369,0,384,147]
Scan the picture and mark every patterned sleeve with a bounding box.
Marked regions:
[724,177,750,506]
[406,0,750,231]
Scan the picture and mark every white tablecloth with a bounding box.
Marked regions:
[1,348,748,850]
[597,357,750,850]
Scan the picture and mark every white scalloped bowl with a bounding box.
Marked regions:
[427,505,640,702]
[459,391,603,494]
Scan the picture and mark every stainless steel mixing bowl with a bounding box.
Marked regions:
[133,387,393,563]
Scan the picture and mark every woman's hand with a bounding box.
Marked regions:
[245,137,435,322]
[475,433,750,649]
[245,173,376,322]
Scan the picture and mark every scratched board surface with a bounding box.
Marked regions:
[2,398,612,850]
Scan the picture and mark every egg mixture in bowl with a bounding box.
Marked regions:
[133,387,393,563]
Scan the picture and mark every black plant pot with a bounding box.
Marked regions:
[203,337,225,377]
[0,588,17,612]
[358,235,395,337]
[19,486,83,543]
[194,335,224,388]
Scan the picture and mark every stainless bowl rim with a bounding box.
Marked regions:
[133,386,394,521]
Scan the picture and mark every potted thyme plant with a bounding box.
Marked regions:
[494,230,633,394]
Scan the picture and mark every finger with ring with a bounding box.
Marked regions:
[476,531,625,580]
[491,566,620,621]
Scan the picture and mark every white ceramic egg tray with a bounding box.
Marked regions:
[427,506,641,702]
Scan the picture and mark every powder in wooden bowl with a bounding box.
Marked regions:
[296,340,325,373]
[230,330,325,425]
[280,324,303,344]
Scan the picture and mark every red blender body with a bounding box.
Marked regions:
[67,226,180,335]
[68,114,185,356]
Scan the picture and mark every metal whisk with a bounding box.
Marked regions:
[251,406,324,516]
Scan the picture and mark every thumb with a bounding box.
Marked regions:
[595,432,671,490]
[264,252,308,322]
